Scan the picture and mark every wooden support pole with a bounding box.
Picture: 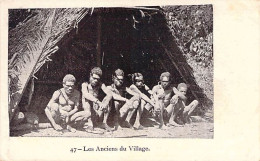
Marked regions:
[97,14,102,67]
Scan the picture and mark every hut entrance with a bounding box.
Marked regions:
[18,8,189,122]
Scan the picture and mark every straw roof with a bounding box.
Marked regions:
[8,8,90,121]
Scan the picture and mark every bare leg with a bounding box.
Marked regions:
[100,95,113,131]
[82,100,95,130]
[157,100,167,129]
[183,100,199,123]
[100,108,112,131]
[144,101,153,111]
[120,95,140,118]
[123,96,140,128]
[114,101,121,130]
[167,95,184,127]
[44,104,63,131]
[133,100,145,129]
[70,110,91,129]
[124,110,134,128]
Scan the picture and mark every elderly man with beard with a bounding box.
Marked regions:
[81,67,113,132]
[107,69,140,130]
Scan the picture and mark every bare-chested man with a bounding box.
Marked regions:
[107,69,140,130]
[150,72,197,127]
[170,83,199,124]
[45,74,89,132]
[147,72,185,128]
[81,67,113,132]
[128,73,155,130]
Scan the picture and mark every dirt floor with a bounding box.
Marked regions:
[10,114,214,138]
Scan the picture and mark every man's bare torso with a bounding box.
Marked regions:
[153,85,174,106]
[58,88,79,112]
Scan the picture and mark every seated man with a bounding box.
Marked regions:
[107,69,140,130]
[81,67,113,132]
[149,72,187,128]
[45,74,90,132]
[169,83,199,124]
[128,73,155,130]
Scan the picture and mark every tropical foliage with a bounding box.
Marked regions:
[163,5,213,105]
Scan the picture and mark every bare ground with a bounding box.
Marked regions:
[10,116,213,138]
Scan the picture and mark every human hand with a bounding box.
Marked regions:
[60,105,72,112]
[173,87,179,94]
[94,100,101,110]
[125,99,131,105]
[53,124,63,131]
[98,102,107,112]
[158,93,165,99]
[60,110,69,119]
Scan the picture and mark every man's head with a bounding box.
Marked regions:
[63,74,76,95]
[112,69,124,88]
[177,83,188,96]
[89,67,102,87]
[160,72,171,89]
[131,73,144,88]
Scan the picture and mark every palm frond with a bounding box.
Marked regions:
[8,8,88,121]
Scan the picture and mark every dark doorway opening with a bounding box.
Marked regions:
[19,8,189,122]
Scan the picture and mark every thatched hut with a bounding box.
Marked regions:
[8,7,212,125]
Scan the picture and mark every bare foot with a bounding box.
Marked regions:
[167,121,184,127]
[67,125,76,133]
[185,117,191,124]
[159,124,168,130]
[53,124,63,131]
[114,122,122,131]
[133,124,146,130]
[100,123,112,132]
[123,121,133,129]
[85,126,104,134]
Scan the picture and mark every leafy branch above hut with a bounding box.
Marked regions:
[163,5,213,105]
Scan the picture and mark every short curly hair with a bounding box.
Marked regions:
[129,73,143,83]
[63,74,76,84]
[177,83,188,90]
[114,69,124,77]
[160,72,171,81]
[90,67,102,77]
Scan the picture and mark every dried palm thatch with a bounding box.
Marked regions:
[8,8,90,121]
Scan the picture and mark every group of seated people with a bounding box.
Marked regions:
[45,67,199,133]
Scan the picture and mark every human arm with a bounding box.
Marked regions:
[67,91,80,117]
[101,83,113,97]
[173,87,187,100]
[81,82,100,103]
[150,86,159,100]
[45,91,63,130]
[144,84,153,95]
[108,86,128,102]
[129,85,155,106]
[99,83,113,110]
[125,87,139,97]
[46,90,60,108]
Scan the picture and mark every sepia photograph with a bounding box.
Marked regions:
[8,6,214,138]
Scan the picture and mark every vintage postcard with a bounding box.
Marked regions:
[0,0,259,160]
